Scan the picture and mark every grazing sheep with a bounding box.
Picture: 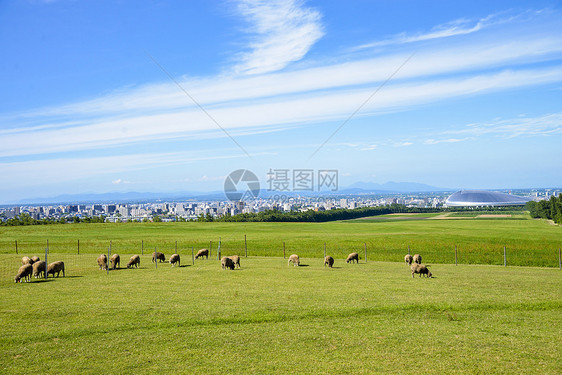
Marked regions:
[228,255,241,268]
[152,252,165,263]
[110,254,120,270]
[411,263,432,278]
[288,254,300,267]
[32,260,46,278]
[195,248,209,260]
[221,256,235,270]
[97,254,108,270]
[170,253,180,267]
[47,261,65,278]
[346,252,359,264]
[31,256,40,263]
[21,256,33,266]
[404,254,413,266]
[413,254,422,264]
[127,255,140,269]
[15,264,33,283]
[324,256,334,268]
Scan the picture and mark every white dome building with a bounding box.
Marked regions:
[445,190,531,207]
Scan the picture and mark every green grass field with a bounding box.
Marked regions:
[1,213,560,267]
[1,257,561,374]
[1,216,561,373]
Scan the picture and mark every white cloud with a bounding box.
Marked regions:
[112,178,132,185]
[233,0,324,75]
[394,142,413,147]
[0,152,270,189]
[424,138,466,145]
[354,10,526,50]
[2,64,562,157]
[423,113,562,144]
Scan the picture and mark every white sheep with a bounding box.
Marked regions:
[15,264,33,283]
[288,254,300,266]
[404,254,413,266]
[411,263,432,278]
[32,261,46,278]
[47,261,65,278]
[170,253,180,267]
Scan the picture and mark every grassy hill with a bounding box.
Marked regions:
[1,257,560,374]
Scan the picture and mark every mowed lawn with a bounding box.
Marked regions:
[1,215,561,266]
[1,257,561,374]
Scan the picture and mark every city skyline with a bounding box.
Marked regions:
[1,0,562,204]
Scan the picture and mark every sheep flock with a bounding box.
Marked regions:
[13,249,433,283]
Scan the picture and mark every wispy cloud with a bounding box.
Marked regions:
[0,151,271,189]
[233,0,324,75]
[424,138,467,145]
[355,10,527,50]
[423,113,562,145]
[2,65,562,157]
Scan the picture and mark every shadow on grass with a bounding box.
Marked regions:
[297,264,310,267]
[178,265,191,268]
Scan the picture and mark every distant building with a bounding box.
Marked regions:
[445,190,531,207]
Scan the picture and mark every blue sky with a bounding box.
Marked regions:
[1,0,562,203]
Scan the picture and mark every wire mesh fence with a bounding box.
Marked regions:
[2,235,560,281]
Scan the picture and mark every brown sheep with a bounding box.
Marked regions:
[221,256,235,270]
[228,255,241,268]
[15,264,33,283]
[413,254,422,264]
[31,256,40,263]
[411,263,432,278]
[346,252,359,264]
[170,253,180,267]
[288,254,300,266]
[32,260,46,278]
[110,254,120,269]
[152,252,165,263]
[127,255,140,269]
[195,248,209,260]
[404,254,413,266]
[324,256,334,268]
[22,256,33,266]
[47,261,65,278]
[97,254,108,270]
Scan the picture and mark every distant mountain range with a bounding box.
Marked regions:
[10,181,454,205]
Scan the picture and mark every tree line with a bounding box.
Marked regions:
[0,213,106,226]
[526,194,562,224]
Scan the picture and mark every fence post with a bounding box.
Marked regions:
[175,241,178,254]
[324,242,326,259]
[209,241,212,258]
[455,245,457,266]
[142,240,144,255]
[15,240,18,254]
[78,239,80,255]
[107,247,110,275]
[503,245,506,267]
[283,242,286,259]
[217,238,221,260]
[44,246,48,280]
[192,246,194,266]
[155,247,157,269]
[245,235,247,258]
[364,242,367,263]
[558,247,561,270]
[408,245,410,255]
